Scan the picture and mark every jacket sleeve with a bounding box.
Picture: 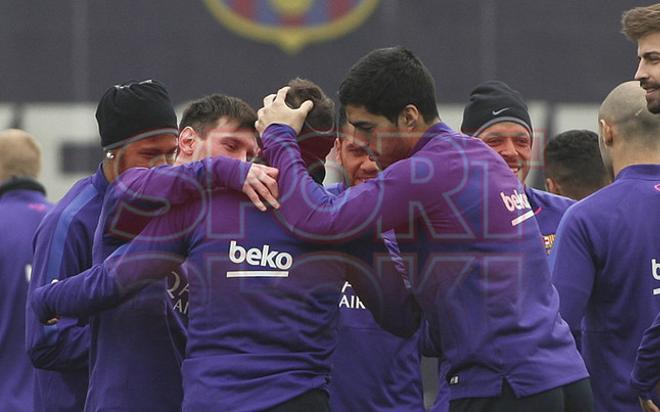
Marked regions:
[26,217,93,371]
[631,312,660,400]
[260,124,448,242]
[549,205,595,350]
[107,157,251,240]
[31,205,191,323]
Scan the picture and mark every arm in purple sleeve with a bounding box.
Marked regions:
[27,219,93,370]
[31,207,190,324]
[632,312,660,400]
[107,157,250,239]
[342,235,421,338]
[549,206,595,349]
[31,264,120,323]
[261,124,442,241]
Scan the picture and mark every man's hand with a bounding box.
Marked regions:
[243,163,279,211]
[255,86,314,136]
[640,397,660,412]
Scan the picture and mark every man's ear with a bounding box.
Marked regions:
[333,137,343,165]
[599,119,614,147]
[545,177,561,196]
[178,126,198,157]
[398,105,421,130]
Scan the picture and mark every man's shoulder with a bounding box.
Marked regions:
[559,182,626,228]
[324,183,343,195]
[526,187,575,211]
[39,176,103,232]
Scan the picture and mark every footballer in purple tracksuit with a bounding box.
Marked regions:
[27,164,107,411]
[81,91,262,410]
[0,130,52,412]
[632,311,660,407]
[254,48,591,411]
[550,81,660,412]
[30,174,415,411]
[71,80,184,412]
[27,79,181,411]
[329,123,426,412]
[428,80,578,412]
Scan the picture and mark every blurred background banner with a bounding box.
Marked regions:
[0,0,652,200]
[203,0,382,54]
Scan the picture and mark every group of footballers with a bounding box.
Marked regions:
[1,3,660,412]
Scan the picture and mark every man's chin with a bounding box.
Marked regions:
[647,96,660,114]
[517,169,530,185]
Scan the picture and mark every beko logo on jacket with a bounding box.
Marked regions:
[500,189,535,226]
[227,240,293,277]
[500,189,531,211]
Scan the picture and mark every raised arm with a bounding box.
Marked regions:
[107,157,278,240]
[261,123,440,241]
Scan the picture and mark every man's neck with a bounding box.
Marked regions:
[613,149,660,177]
[406,117,441,152]
[102,160,116,183]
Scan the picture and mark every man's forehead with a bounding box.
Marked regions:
[345,104,378,122]
[479,122,531,139]
[638,32,660,55]
[206,123,256,140]
[339,127,368,146]
[132,133,178,148]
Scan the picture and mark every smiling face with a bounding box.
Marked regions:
[477,121,532,183]
[335,122,379,186]
[635,31,660,113]
[344,104,412,170]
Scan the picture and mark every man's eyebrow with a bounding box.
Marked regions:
[350,121,374,129]
[641,51,660,59]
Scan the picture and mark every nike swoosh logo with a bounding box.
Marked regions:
[492,107,510,115]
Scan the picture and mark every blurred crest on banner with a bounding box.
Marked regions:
[204,0,381,54]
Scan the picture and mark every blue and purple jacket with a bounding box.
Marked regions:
[551,164,660,412]
[0,178,51,412]
[27,165,108,412]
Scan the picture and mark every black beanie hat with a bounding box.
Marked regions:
[96,80,179,150]
[461,80,532,140]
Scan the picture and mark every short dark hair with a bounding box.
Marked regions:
[544,130,609,199]
[285,78,335,133]
[284,78,335,184]
[621,3,660,41]
[338,46,439,124]
[179,94,256,136]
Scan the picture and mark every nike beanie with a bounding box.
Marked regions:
[96,79,179,151]
[460,80,532,140]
